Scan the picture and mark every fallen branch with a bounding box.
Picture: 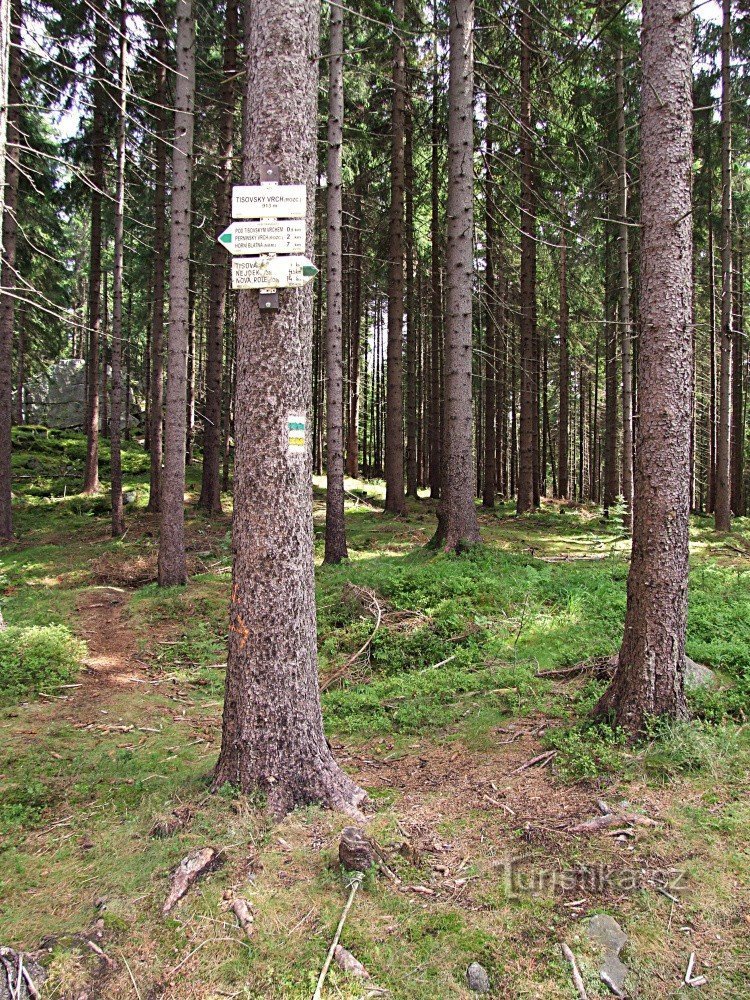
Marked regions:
[560,943,589,1000]
[231,897,254,939]
[510,750,557,774]
[321,590,383,691]
[312,872,364,1000]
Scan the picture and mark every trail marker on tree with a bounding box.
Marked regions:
[222,181,315,310]
[231,255,318,290]
[218,219,306,256]
[231,183,306,219]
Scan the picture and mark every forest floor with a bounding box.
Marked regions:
[1,427,749,999]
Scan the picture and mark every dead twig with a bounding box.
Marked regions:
[560,943,589,1000]
[321,590,383,691]
[510,750,557,774]
[312,872,364,1000]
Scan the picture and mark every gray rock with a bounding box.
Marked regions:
[587,914,628,997]
[684,657,717,691]
[466,961,490,993]
[25,359,142,431]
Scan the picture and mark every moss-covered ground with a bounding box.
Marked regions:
[1,427,749,998]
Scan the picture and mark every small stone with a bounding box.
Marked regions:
[339,827,376,872]
[466,961,491,993]
[587,914,629,997]
[684,657,717,691]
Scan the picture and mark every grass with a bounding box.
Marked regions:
[0,428,749,997]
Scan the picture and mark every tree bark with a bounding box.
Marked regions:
[157,0,195,587]
[405,95,419,499]
[432,0,481,552]
[385,0,406,514]
[714,0,732,531]
[482,111,497,508]
[215,0,365,817]
[324,2,348,563]
[557,227,569,499]
[594,0,693,734]
[730,238,743,515]
[604,229,619,514]
[82,6,106,494]
[147,0,169,512]
[517,0,535,514]
[345,184,363,479]
[428,5,442,499]
[0,0,20,541]
[616,41,634,524]
[199,3,237,512]
[110,0,128,538]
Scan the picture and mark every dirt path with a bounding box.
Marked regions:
[62,586,147,720]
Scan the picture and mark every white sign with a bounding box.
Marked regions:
[231,256,319,290]
[218,219,306,256]
[232,184,306,219]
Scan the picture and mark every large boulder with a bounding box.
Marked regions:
[25,359,142,430]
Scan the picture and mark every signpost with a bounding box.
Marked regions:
[222,181,316,309]
[231,183,306,219]
[218,219,306,256]
[231,255,318,290]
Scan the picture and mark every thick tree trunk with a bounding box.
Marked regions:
[557,228,569,499]
[616,41,634,524]
[428,9,442,499]
[714,0,732,531]
[324,3,348,563]
[147,0,168,513]
[0,0,20,541]
[82,6,107,494]
[432,0,480,552]
[110,0,128,538]
[594,0,693,734]
[517,0,535,514]
[215,0,365,817]
[199,3,237,512]
[385,0,406,515]
[157,0,195,587]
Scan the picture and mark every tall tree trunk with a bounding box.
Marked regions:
[405,97,419,498]
[82,6,106,494]
[714,0,732,531]
[595,0,693,733]
[707,142,717,512]
[604,230,619,514]
[345,185,363,479]
[385,0,406,514]
[616,41,634,524]
[14,306,24,424]
[157,0,195,587]
[428,6,442,499]
[199,0,236,512]
[557,227,569,499]
[324,2,348,562]
[517,0,535,514]
[147,0,169,512]
[0,0,20,541]
[110,0,128,538]
[731,238,744,515]
[185,275,196,462]
[432,0,481,552]
[215,0,365,817]
[482,113,497,509]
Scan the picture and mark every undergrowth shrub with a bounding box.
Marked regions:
[0,624,84,701]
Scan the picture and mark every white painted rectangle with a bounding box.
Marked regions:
[232,184,307,219]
